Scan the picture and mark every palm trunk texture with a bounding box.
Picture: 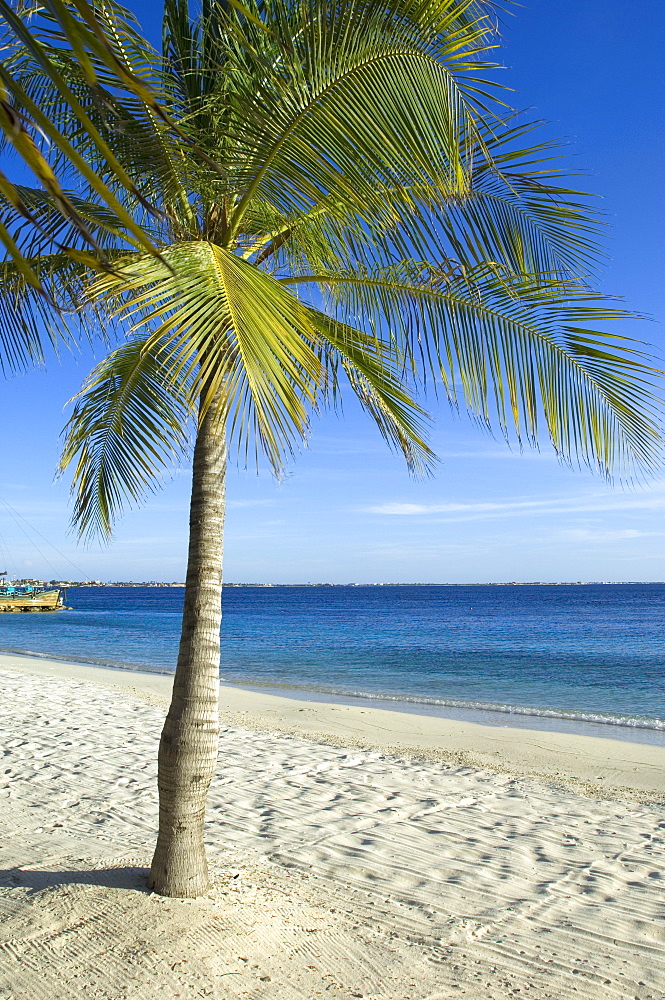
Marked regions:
[149,404,226,897]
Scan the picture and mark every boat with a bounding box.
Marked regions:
[0,573,70,612]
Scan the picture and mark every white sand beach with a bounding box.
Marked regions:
[0,652,663,999]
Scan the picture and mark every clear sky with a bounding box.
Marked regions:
[0,0,663,584]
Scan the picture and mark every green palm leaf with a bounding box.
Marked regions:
[60,336,195,539]
[284,264,662,476]
[83,242,324,469]
[223,0,498,234]
[306,308,436,475]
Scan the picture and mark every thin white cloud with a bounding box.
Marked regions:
[368,501,535,515]
[228,499,275,509]
[363,489,665,521]
[117,536,182,546]
[560,528,646,543]
[438,449,555,461]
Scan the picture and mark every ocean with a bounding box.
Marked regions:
[2,583,664,745]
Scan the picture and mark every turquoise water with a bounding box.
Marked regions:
[1,584,665,743]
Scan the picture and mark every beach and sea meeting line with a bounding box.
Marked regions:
[1,582,664,744]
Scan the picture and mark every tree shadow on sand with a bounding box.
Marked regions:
[0,864,150,894]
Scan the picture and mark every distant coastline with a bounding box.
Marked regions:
[37,579,665,587]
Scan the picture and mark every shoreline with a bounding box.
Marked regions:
[2,643,664,747]
[2,650,664,800]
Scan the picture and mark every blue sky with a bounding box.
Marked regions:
[0,0,663,583]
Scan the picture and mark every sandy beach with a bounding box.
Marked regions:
[0,652,663,999]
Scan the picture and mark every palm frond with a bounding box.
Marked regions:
[220,0,504,234]
[0,250,99,370]
[307,308,436,475]
[60,336,195,539]
[83,242,326,471]
[2,185,137,257]
[0,0,173,272]
[284,264,662,477]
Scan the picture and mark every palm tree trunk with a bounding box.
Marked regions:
[149,402,226,897]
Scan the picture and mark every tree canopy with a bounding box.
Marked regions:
[0,0,659,537]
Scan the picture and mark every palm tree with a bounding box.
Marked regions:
[0,0,660,897]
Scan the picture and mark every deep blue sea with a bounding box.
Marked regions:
[2,584,665,744]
